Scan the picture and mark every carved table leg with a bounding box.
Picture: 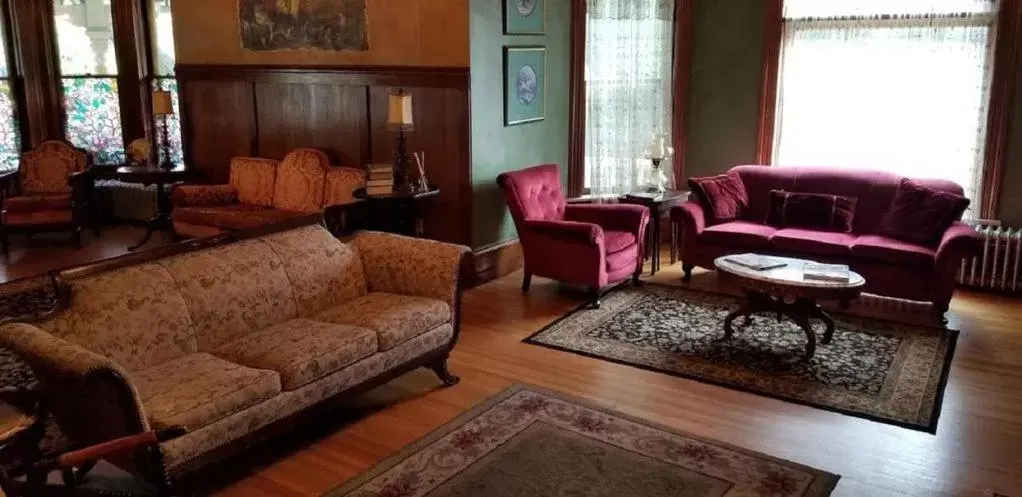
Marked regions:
[789,311,818,362]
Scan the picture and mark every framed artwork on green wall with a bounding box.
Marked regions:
[504,46,546,126]
[504,0,545,35]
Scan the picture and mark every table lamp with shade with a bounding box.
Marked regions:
[388,89,414,191]
[645,132,674,194]
[152,89,174,170]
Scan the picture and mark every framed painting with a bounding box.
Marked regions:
[504,46,546,126]
[238,0,369,52]
[504,0,545,35]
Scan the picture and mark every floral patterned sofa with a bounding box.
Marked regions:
[170,148,364,239]
[0,218,470,491]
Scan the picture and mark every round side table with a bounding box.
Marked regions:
[110,165,193,250]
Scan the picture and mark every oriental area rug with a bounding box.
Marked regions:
[325,385,839,497]
[525,284,957,433]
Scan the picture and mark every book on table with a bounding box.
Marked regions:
[723,253,787,271]
[803,262,851,282]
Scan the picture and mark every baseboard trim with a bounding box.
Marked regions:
[472,239,523,288]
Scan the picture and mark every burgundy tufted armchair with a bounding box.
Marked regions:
[497,164,651,307]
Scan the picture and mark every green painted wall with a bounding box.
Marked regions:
[469,0,571,250]
[684,0,767,180]
[683,0,1022,225]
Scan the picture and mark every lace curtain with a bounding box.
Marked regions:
[774,0,998,208]
[584,0,675,196]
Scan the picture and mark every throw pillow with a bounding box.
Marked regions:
[688,173,748,223]
[766,190,858,233]
[876,178,971,246]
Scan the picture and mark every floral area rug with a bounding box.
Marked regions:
[525,284,957,433]
[325,385,839,497]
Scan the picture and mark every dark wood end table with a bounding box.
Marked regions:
[353,186,439,238]
[108,165,193,250]
[619,190,689,275]
[714,255,865,361]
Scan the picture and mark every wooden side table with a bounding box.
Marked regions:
[619,190,689,275]
[353,187,439,237]
[107,165,194,250]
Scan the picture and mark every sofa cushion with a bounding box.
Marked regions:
[851,234,936,266]
[766,190,857,233]
[172,221,227,239]
[229,157,278,207]
[133,353,281,430]
[877,178,970,247]
[315,293,450,351]
[159,239,298,351]
[273,149,328,213]
[214,319,377,391]
[606,243,640,272]
[38,263,198,372]
[688,172,748,223]
[173,204,307,231]
[604,230,638,254]
[2,194,72,213]
[323,167,365,206]
[770,228,855,256]
[701,221,777,249]
[1,210,73,226]
[260,225,368,316]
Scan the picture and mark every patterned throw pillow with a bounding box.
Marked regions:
[876,178,970,246]
[766,190,858,233]
[687,172,749,224]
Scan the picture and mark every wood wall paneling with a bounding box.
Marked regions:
[177,65,471,245]
[9,0,62,147]
[254,82,368,165]
[180,80,256,182]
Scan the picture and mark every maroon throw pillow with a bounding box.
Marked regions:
[687,173,748,223]
[877,178,970,246]
[766,190,858,233]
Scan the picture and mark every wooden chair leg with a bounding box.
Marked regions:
[0,227,8,258]
[682,263,694,282]
[522,271,532,292]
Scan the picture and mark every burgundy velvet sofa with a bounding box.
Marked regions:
[497,164,650,307]
[671,166,984,320]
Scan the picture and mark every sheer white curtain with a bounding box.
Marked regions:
[774,0,997,206]
[584,0,675,196]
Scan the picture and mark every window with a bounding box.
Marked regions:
[584,0,675,195]
[0,2,20,171]
[772,0,997,206]
[150,0,182,165]
[54,0,125,165]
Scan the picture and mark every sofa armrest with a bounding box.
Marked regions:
[353,231,471,306]
[936,222,984,268]
[564,204,650,235]
[526,219,603,245]
[670,201,707,236]
[0,323,151,449]
[170,184,239,208]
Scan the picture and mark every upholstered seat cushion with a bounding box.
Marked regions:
[214,319,377,391]
[173,204,308,231]
[606,243,640,272]
[1,210,73,226]
[769,228,855,256]
[3,194,72,213]
[133,353,281,430]
[851,235,936,266]
[315,293,450,351]
[701,221,777,248]
[604,230,638,254]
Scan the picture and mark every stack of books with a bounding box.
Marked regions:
[366,164,394,196]
[803,262,851,283]
[724,253,787,271]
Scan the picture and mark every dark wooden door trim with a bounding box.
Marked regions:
[755,0,784,165]
[671,0,694,185]
[981,0,1022,218]
[9,0,62,147]
[567,0,586,197]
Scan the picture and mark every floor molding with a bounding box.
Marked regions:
[472,239,523,287]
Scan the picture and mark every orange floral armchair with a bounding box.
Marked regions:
[170,148,365,239]
[0,140,94,256]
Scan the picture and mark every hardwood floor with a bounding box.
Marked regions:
[2,232,1020,496]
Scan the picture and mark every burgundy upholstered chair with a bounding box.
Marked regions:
[497,164,651,307]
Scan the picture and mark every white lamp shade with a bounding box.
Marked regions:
[387,92,414,130]
[152,90,174,116]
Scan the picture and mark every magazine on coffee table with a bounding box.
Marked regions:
[723,253,787,271]
[803,262,851,283]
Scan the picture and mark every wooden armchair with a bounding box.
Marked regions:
[0,141,94,257]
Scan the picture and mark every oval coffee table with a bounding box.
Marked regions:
[714,255,866,361]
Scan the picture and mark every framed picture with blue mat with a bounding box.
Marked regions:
[504,0,545,34]
[504,46,546,126]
